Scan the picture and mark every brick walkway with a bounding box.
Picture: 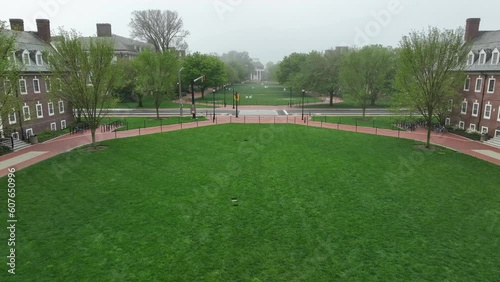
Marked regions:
[1,115,499,177]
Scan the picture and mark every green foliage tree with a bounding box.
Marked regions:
[114,59,140,106]
[220,51,254,82]
[134,49,179,119]
[183,52,226,98]
[393,27,468,148]
[265,61,278,81]
[340,45,394,116]
[275,52,307,87]
[0,21,20,127]
[48,29,119,148]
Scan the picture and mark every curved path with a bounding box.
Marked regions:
[1,115,499,177]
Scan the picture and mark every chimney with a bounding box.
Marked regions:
[9,19,24,31]
[96,23,112,37]
[36,19,51,43]
[465,18,481,43]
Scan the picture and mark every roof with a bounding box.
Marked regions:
[78,35,152,56]
[2,29,53,73]
[466,30,500,72]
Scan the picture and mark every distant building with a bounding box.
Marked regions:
[453,18,500,138]
[250,58,264,81]
[1,19,74,141]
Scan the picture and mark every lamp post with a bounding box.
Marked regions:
[235,91,239,118]
[178,67,184,116]
[301,89,305,120]
[290,87,293,107]
[232,88,235,109]
[191,79,196,119]
[223,85,226,107]
[212,89,216,123]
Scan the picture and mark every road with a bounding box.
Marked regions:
[107,107,407,117]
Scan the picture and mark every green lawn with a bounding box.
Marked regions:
[113,116,207,131]
[312,116,404,130]
[116,96,210,109]
[2,125,500,281]
[197,82,323,106]
[304,98,391,109]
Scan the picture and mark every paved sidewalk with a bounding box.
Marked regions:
[1,115,499,177]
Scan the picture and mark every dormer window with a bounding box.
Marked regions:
[36,51,43,66]
[479,50,487,65]
[467,52,475,65]
[492,48,499,65]
[22,50,30,65]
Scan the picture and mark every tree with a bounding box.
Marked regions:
[393,27,468,148]
[275,52,307,87]
[220,51,254,82]
[0,21,20,126]
[114,59,140,106]
[130,9,189,52]
[133,49,179,119]
[265,61,278,81]
[48,29,119,148]
[183,53,226,98]
[340,45,394,116]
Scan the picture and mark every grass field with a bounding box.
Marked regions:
[2,125,500,281]
[304,98,391,109]
[197,82,323,106]
[311,116,403,130]
[113,117,207,131]
[116,96,210,109]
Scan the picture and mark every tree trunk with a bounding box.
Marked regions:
[156,106,160,120]
[91,127,96,149]
[138,95,143,107]
[426,118,432,149]
[362,107,366,117]
[201,88,205,99]
[329,92,334,106]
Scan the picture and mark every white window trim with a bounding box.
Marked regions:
[487,77,495,93]
[464,77,470,91]
[50,122,57,131]
[475,77,483,92]
[33,77,41,94]
[45,79,51,93]
[22,105,31,121]
[36,103,43,119]
[61,120,67,130]
[498,106,500,122]
[3,79,12,95]
[58,100,65,114]
[492,48,500,65]
[479,50,487,65]
[48,102,55,116]
[469,124,476,131]
[22,50,30,65]
[19,78,27,95]
[461,100,468,115]
[11,132,19,140]
[26,128,33,137]
[8,109,16,125]
[35,51,43,66]
[459,121,465,130]
[445,118,451,126]
[484,103,492,120]
[495,130,500,138]
[472,102,479,117]
[481,126,489,134]
[467,51,475,65]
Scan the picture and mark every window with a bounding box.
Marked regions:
[461,100,468,114]
[36,51,43,66]
[459,121,465,130]
[495,130,500,138]
[492,49,499,64]
[445,118,451,126]
[58,100,65,114]
[48,102,54,116]
[448,99,453,112]
[36,103,43,118]
[3,80,12,95]
[50,122,57,131]
[11,132,19,140]
[19,78,27,94]
[481,126,488,134]
[484,103,492,119]
[61,120,67,130]
[33,77,41,93]
[470,124,476,131]
[475,78,483,92]
[472,102,479,117]
[8,109,16,125]
[23,105,31,121]
[479,50,486,65]
[22,50,30,65]
[487,78,495,93]
[55,78,62,91]
[464,77,470,91]
[45,79,51,92]
[467,52,475,65]
[498,106,500,121]
[26,128,33,137]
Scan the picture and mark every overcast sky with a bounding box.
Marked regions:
[2,0,500,64]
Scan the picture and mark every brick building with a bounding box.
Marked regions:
[453,18,500,138]
[1,19,74,141]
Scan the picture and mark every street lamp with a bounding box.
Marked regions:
[290,87,293,107]
[301,89,305,120]
[178,67,184,117]
[223,85,226,107]
[235,91,239,118]
[212,89,216,123]
[232,88,235,109]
